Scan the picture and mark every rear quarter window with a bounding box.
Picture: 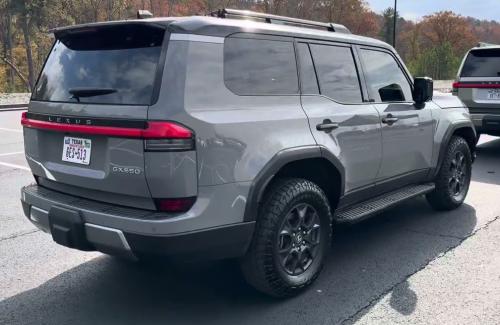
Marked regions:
[33,25,165,105]
[461,49,500,77]
[224,37,298,95]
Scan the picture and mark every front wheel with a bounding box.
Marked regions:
[427,136,472,211]
[240,178,332,297]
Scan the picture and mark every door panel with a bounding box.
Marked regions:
[301,97,382,192]
[358,47,434,182]
[373,102,435,180]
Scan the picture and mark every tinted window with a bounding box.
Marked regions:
[33,25,165,105]
[310,44,362,103]
[461,49,500,77]
[360,49,412,102]
[224,37,298,95]
[297,43,319,94]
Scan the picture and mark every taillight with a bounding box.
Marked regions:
[143,121,192,139]
[154,197,196,212]
[21,114,194,151]
[21,111,27,123]
[452,82,500,89]
[144,122,194,152]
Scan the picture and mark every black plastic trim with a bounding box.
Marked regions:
[243,145,345,222]
[25,112,147,129]
[430,121,477,179]
[150,31,170,106]
[125,222,255,260]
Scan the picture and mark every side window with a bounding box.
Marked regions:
[360,49,413,102]
[297,43,319,94]
[309,43,363,103]
[224,37,298,95]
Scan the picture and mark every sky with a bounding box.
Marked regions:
[365,0,500,22]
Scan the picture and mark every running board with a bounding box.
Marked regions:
[335,183,435,223]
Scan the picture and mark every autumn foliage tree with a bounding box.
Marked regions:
[421,11,478,57]
[403,11,479,79]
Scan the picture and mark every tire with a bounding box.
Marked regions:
[240,178,333,298]
[426,136,472,211]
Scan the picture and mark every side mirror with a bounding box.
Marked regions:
[413,77,433,108]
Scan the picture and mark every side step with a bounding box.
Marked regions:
[335,183,435,223]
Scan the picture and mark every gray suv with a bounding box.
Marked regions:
[21,9,476,297]
[454,44,500,137]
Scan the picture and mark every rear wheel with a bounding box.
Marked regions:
[427,136,472,211]
[240,178,332,297]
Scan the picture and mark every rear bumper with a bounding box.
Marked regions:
[470,113,500,134]
[21,184,254,261]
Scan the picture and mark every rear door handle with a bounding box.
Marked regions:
[316,119,339,133]
[381,114,399,125]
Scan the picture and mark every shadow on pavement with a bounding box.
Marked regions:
[389,280,417,316]
[0,199,477,325]
[473,137,500,186]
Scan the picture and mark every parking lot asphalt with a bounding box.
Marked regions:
[1,110,499,325]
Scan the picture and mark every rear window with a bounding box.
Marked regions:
[224,37,298,95]
[461,49,500,77]
[33,25,165,105]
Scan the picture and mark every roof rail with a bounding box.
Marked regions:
[209,8,351,34]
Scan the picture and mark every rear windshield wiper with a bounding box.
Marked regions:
[69,87,117,102]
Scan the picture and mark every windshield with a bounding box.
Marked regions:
[32,25,165,105]
[461,48,500,78]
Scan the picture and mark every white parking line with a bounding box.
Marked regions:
[0,127,22,133]
[0,151,24,157]
[0,161,30,171]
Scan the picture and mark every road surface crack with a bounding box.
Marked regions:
[0,229,40,242]
[340,215,500,325]
[402,228,464,240]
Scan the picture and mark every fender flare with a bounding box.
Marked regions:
[432,120,477,178]
[243,145,345,222]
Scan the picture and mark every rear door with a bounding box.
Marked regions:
[358,47,434,187]
[24,24,171,210]
[297,41,382,195]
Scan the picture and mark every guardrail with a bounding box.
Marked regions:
[0,103,28,111]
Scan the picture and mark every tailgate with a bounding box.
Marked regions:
[23,103,155,209]
[455,47,500,111]
[23,23,197,212]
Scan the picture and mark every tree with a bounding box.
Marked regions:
[409,42,460,79]
[380,7,395,45]
[10,0,54,90]
[420,11,478,57]
[0,0,15,91]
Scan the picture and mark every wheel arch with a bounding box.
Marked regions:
[243,146,345,222]
[433,121,477,178]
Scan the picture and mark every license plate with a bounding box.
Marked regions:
[62,136,91,165]
[486,89,500,100]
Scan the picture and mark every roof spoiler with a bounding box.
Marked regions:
[137,10,153,19]
[49,20,165,39]
[208,8,351,34]
[477,42,499,48]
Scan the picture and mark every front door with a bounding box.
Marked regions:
[358,48,434,186]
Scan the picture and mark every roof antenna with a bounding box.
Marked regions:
[137,10,153,19]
